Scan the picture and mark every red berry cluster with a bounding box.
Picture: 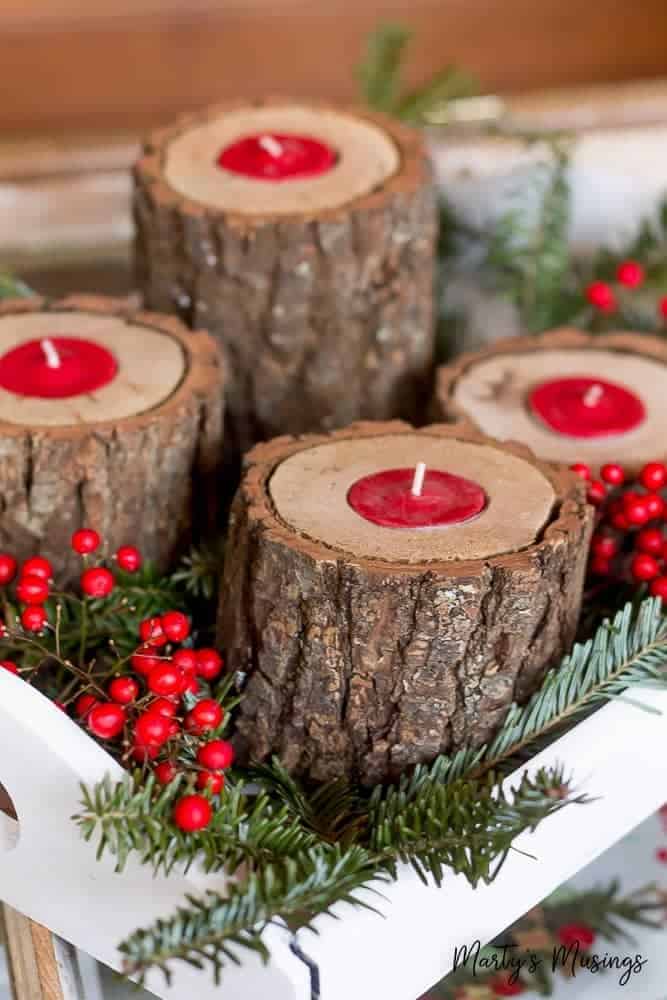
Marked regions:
[0,531,142,636]
[585,259,667,322]
[572,460,667,597]
[75,607,230,834]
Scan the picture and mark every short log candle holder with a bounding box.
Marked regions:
[134,98,437,455]
[220,421,592,785]
[0,295,224,579]
[433,328,667,472]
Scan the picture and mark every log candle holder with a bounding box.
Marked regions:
[134,99,437,456]
[0,295,224,579]
[433,328,667,472]
[219,421,592,785]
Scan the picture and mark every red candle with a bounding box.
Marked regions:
[0,337,117,399]
[217,132,337,181]
[347,463,487,528]
[528,376,645,438]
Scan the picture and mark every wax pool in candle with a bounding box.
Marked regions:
[0,337,117,398]
[217,133,337,181]
[528,376,646,438]
[347,465,487,528]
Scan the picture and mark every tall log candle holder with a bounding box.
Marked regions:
[134,99,437,456]
[0,296,224,579]
[220,421,592,785]
[433,328,667,472]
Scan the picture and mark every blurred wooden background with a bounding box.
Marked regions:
[2,0,667,133]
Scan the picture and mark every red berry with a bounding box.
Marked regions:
[624,495,650,525]
[154,761,178,785]
[616,260,644,288]
[0,553,17,585]
[184,699,224,734]
[631,553,660,582]
[88,702,125,740]
[131,744,159,762]
[197,739,234,770]
[161,611,190,643]
[139,616,167,648]
[600,463,625,486]
[640,461,667,492]
[148,663,184,697]
[80,567,114,598]
[0,660,18,675]
[167,719,181,737]
[75,693,98,717]
[181,674,200,695]
[115,545,142,573]
[21,556,53,581]
[570,462,591,481]
[590,533,618,559]
[650,576,667,601]
[586,480,607,506]
[131,645,163,676]
[660,296,667,320]
[16,574,49,604]
[586,281,616,312]
[557,923,596,950]
[173,794,212,832]
[71,528,101,555]
[645,492,665,520]
[590,555,611,576]
[195,648,224,681]
[109,676,140,705]
[134,712,171,747]
[21,605,47,632]
[148,697,178,718]
[173,649,197,673]
[196,771,225,794]
[636,527,664,555]
[488,974,525,997]
[662,540,667,562]
[611,511,630,531]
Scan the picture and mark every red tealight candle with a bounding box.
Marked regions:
[0,337,117,399]
[528,376,646,438]
[217,132,337,181]
[347,462,487,528]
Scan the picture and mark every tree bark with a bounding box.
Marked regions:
[134,99,438,458]
[219,421,593,785]
[0,295,224,581]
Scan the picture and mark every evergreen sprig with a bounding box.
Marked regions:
[118,845,386,984]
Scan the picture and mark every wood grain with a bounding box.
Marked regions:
[2,904,64,1000]
[1,0,667,132]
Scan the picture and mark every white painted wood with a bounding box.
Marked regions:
[1,670,666,1000]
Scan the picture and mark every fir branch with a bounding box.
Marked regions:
[545,880,664,940]
[171,542,225,603]
[0,273,34,299]
[357,23,411,113]
[119,846,386,983]
[365,765,583,886]
[75,772,318,876]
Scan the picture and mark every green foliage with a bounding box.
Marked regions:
[358,23,477,124]
[0,273,34,299]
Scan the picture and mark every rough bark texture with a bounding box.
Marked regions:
[219,421,593,785]
[133,99,438,458]
[433,327,667,471]
[0,295,225,581]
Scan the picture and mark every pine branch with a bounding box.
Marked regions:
[365,764,584,886]
[357,23,411,113]
[0,273,34,299]
[545,880,665,940]
[75,773,318,876]
[118,845,387,984]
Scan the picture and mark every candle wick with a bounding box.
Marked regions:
[40,338,61,369]
[258,134,284,158]
[411,462,427,497]
[582,383,604,408]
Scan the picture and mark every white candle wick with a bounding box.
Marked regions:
[40,338,61,369]
[258,134,284,158]
[583,383,604,408]
[411,461,427,497]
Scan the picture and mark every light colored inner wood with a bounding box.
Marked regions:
[2,904,64,1000]
[0,312,186,426]
[269,434,555,563]
[451,348,667,467]
[163,104,400,215]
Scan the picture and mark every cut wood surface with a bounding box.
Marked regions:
[135,99,437,455]
[2,904,63,1000]
[0,295,225,579]
[220,420,593,784]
